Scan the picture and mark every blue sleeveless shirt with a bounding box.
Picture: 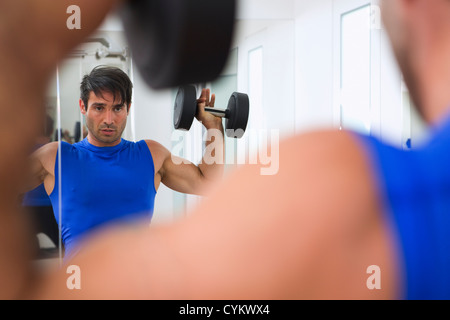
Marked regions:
[23,144,52,207]
[23,184,52,207]
[355,115,450,300]
[49,138,157,258]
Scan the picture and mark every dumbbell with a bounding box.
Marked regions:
[174,85,249,139]
[119,0,236,89]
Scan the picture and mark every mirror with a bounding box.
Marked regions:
[29,0,430,266]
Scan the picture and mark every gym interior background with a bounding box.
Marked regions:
[37,0,429,259]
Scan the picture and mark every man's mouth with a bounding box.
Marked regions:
[100,129,115,135]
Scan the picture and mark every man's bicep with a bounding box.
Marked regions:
[146,140,204,195]
[161,155,205,195]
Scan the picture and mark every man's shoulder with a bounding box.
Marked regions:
[142,139,170,155]
[33,141,59,159]
[140,140,171,174]
[142,139,162,147]
[31,142,60,177]
[282,129,370,171]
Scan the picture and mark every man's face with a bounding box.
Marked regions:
[80,91,129,147]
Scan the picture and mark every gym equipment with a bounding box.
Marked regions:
[120,0,237,89]
[174,85,249,139]
[74,121,81,143]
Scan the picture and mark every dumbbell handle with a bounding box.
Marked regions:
[204,107,230,119]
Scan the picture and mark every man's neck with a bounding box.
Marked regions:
[87,135,122,148]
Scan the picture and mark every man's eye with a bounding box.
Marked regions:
[95,107,103,111]
[115,106,124,112]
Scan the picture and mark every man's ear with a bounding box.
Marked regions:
[127,103,132,115]
[79,99,87,114]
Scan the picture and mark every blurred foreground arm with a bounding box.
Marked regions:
[35,132,400,299]
[0,0,122,299]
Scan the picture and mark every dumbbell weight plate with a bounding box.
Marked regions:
[120,0,236,89]
[226,93,249,138]
[174,85,197,131]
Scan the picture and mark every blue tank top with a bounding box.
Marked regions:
[23,144,52,207]
[49,138,157,258]
[355,115,450,300]
[23,184,52,207]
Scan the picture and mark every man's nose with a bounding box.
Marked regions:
[104,109,114,125]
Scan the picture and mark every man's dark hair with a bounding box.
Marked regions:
[80,66,133,111]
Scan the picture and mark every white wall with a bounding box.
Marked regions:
[232,0,334,143]
[294,0,334,133]
[234,20,296,139]
[131,67,178,224]
[292,0,423,147]
[237,0,295,20]
[378,29,404,146]
[234,0,335,137]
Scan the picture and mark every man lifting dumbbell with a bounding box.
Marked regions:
[174,85,249,138]
[26,66,227,259]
